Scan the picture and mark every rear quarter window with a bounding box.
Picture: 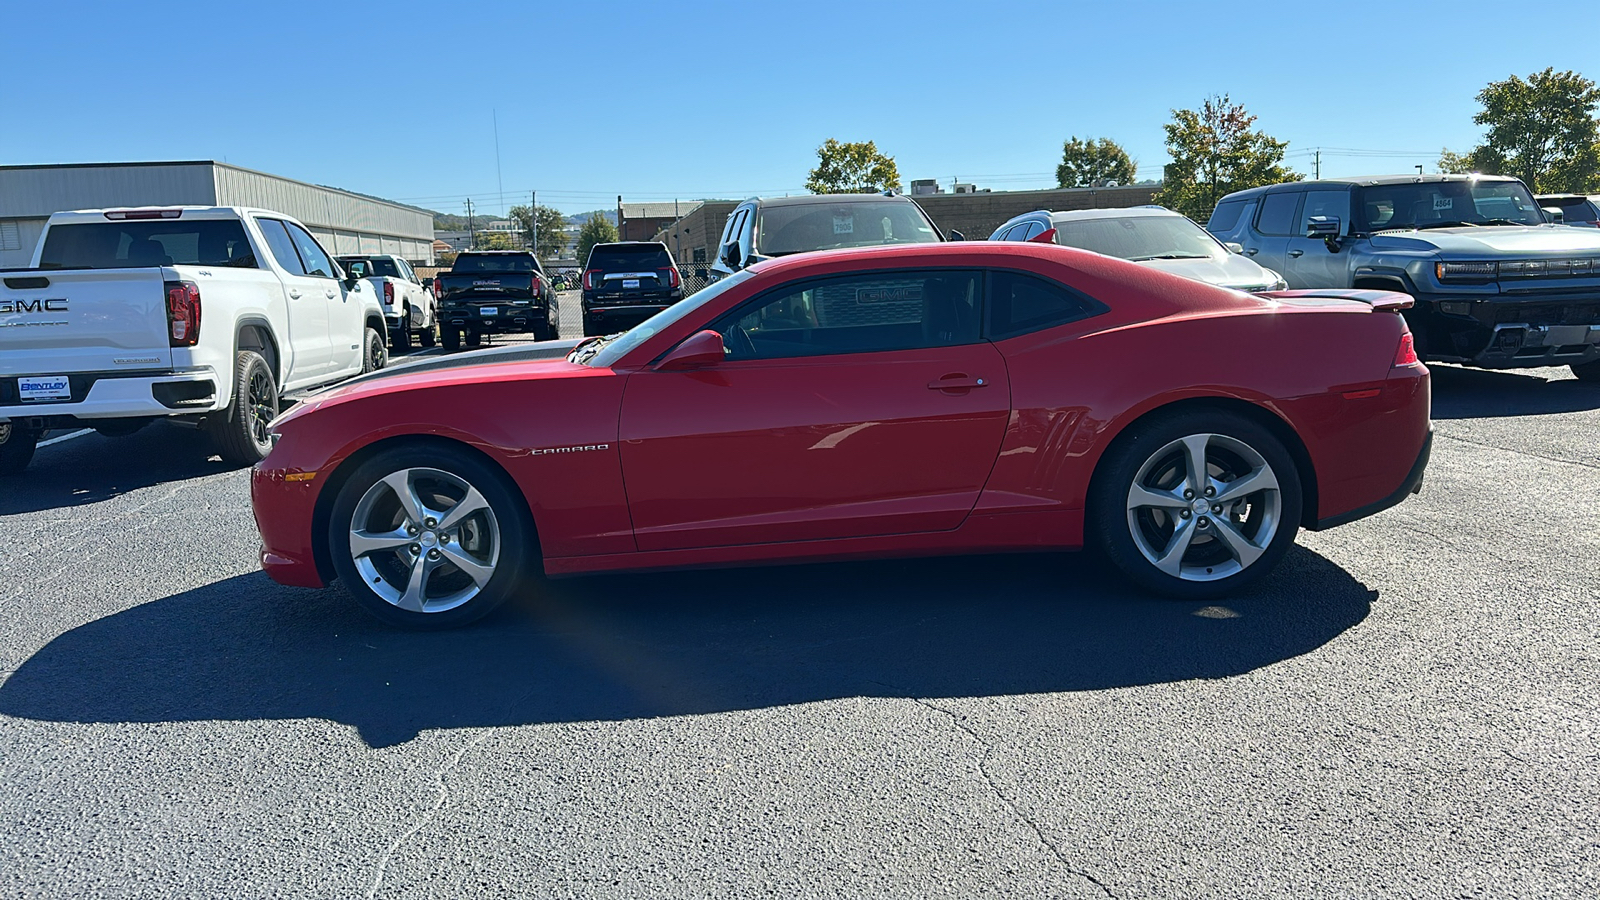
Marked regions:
[1207,200,1248,233]
[986,270,1101,339]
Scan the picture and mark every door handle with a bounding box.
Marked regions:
[928,374,989,390]
[1244,248,1259,256]
[1287,249,1304,258]
[288,289,302,299]
[325,289,337,298]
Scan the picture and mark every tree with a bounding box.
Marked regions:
[1153,94,1301,221]
[509,204,569,259]
[1056,136,1138,188]
[805,139,902,194]
[1437,68,1600,192]
[575,213,619,265]
[472,231,515,251]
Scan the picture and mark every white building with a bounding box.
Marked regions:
[0,160,435,268]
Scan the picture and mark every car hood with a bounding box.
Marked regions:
[1137,254,1277,290]
[1367,225,1600,256]
[272,339,587,426]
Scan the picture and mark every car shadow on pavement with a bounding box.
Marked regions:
[1430,364,1600,419]
[0,548,1374,748]
[0,422,236,516]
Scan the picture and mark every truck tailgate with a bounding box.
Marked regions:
[0,268,173,375]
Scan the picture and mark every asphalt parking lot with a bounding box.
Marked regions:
[1,293,1596,897]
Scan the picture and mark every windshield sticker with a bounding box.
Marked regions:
[833,214,854,235]
[857,285,923,304]
[1433,197,1454,211]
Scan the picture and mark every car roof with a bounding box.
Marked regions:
[1046,206,1186,223]
[1217,173,1525,203]
[748,193,916,208]
[591,241,668,250]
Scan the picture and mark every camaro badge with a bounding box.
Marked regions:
[531,444,609,456]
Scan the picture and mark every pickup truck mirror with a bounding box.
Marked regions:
[1305,216,1342,252]
[1224,242,1245,254]
[720,241,742,270]
[421,277,434,291]
[1542,206,1565,225]
[657,329,727,371]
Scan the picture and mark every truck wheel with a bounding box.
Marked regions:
[466,332,482,348]
[391,315,412,353]
[1571,360,1600,382]
[419,318,437,348]
[534,322,556,342]
[363,327,387,373]
[208,350,278,466]
[0,422,39,476]
[441,327,460,352]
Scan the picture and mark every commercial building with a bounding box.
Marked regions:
[0,161,435,268]
[619,201,703,243]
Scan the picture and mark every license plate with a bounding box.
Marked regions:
[479,306,497,316]
[18,375,70,402]
[623,279,640,289]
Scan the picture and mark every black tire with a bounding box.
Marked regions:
[465,331,482,348]
[419,313,437,348]
[0,422,38,476]
[363,327,387,373]
[1571,360,1600,382]
[208,350,278,466]
[327,444,535,629]
[534,322,556,342]
[391,316,412,353]
[441,326,461,352]
[1089,409,1303,600]
[582,317,599,338]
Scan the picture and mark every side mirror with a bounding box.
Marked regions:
[1542,206,1565,225]
[1305,216,1342,252]
[948,229,965,242]
[656,329,726,371]
[421,277,434,290]
[721,241,742,270]
[345,261,368,280]
[1224,242,1245,254]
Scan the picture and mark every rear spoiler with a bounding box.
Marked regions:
[1260,288,1413,312]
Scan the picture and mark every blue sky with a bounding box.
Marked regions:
[2,0,1593,216]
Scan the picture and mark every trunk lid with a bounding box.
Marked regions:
[0,268,173,376]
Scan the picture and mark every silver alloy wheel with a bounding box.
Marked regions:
[1125,432,1282,582]
[348,466,500,613]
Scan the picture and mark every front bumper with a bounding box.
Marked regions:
[0,368,220,425]
[1415,291,1600,367]
[251,440,330,589]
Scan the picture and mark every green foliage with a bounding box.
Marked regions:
[575,213,620,265]
[1439,68,1600,192]
[805,139,902,194]
[1056,136,1138,188]
[509,204,569,259]
[472,231,515,251]
[1153,94,1301,221]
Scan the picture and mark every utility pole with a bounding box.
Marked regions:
[674,199,681,261]
[531,190,537,257]
[1313,149,1321,180]
[466,198,476,249]
[616,195,623,240]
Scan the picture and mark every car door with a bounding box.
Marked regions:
[282,221,361,374]
[254,217,334,384]
[618,268,1011,551]
[1283,188,1354,288]
[1242,189,1301,280]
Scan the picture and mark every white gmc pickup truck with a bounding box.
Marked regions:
[0,206,388,474]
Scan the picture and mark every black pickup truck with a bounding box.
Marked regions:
[433,251,559,349]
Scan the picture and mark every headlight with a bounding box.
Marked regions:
[1264,270,1288,291]
[1438,258,1599,281]
[1436,261,1497,281]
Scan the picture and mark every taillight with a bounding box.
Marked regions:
[1393,332,1418,367]
[583,269,600,290]
[165,280,201,347]
[383,282,394,305]
[658,267,681,288]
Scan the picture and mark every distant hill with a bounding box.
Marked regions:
[566,210,617,227]
[432,209,616,231]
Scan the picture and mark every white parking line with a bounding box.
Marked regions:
[37,428,93,448]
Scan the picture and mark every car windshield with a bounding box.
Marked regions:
[452,254,540,273]
[336,256,399,277]
[757,201,939,255]
[37,220,257,269]
[1052,215,1225,262]
[576,271,754,368]
[589,246,673,270]
[1356,180,1544,231]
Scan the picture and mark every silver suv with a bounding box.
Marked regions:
[710,193,944,280]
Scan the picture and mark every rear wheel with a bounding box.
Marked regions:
[391,313,412,353]
[1091,410,1302,599]
[0,421,39,476]
[534,322,556,341]
[208,350,278,465]
[363,327,387,373]
[419,308,437,347]
[465,331,482,348]
[1571,360,1600,382]
[328,445,534,629]
[441,326,461,352]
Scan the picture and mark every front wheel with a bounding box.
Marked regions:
[0,422,39,476]
[327,445,535,629]
[1572,360,1600,382]
[208,350,278,465]
[1090,410,1302,599]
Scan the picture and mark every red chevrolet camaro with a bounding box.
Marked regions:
[252,242,1431,629]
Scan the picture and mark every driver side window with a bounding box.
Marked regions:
[713,270,981,361]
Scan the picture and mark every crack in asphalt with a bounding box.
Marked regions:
[910,696,1117,900]
[1433,430,1600,472]
[364,728,497,900]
